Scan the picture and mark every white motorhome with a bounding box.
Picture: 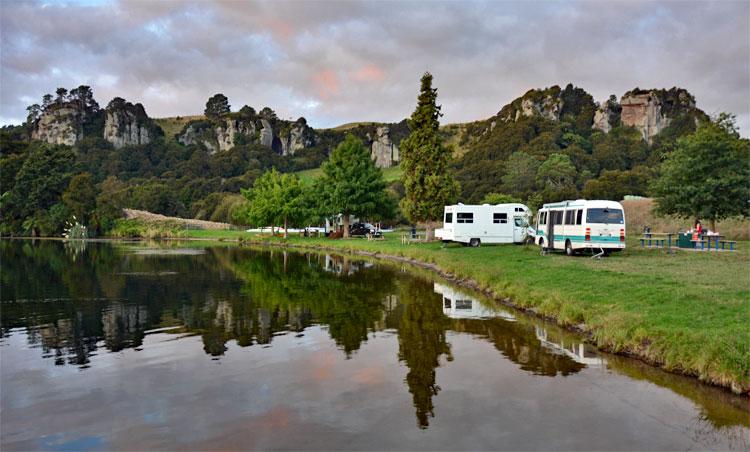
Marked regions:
[435,203,531,246]
[433,283,516,321]
[535,200,626,255]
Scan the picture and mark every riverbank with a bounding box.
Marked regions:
[179,229,748,395]
[13,228,750,395]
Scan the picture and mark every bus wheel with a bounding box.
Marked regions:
[565,240,574,256]
[469,238,480,247]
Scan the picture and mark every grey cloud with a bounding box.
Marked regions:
[1,0,748,135]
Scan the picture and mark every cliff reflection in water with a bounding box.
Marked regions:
[2,241,593,429]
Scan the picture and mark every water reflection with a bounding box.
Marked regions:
[1,240,748,445]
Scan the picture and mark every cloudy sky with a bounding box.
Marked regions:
[2,0,749,134]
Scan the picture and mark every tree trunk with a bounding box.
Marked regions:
[710,217,716,233]
[284,216,288,238]
[343,213,350,238]
[425,223,434,241]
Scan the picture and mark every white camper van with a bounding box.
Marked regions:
[535,200,626,255]
[435,203,531,246]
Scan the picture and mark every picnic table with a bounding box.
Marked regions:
[640,232,736,251]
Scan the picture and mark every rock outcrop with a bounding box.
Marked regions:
[592,97,621,134]
[216,119,256,152]
[498,86,564,123]
[281,118,315,156]
[259,119,274,149]
[31,105,82,146]
[179,118,256,154]
[620,88,702,143]
[103,98,157,148]
[620,90,671,144]
[368,126,399,168]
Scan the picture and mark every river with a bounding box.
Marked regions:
[1,240,748,450]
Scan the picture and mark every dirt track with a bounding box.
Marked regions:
[123,209,231,230]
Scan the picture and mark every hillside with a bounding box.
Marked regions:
[1,82,728,237]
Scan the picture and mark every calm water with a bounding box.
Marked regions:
[1,240,748,451]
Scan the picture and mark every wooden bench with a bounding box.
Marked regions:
[401,233,425,244]
[366,233,385,241]
[719,240,736,251]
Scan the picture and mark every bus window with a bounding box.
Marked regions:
[586,208,624,224]
[445,212,453,224]
[554,211,563,225]
[576,209,583,225]
[564,210,574,225]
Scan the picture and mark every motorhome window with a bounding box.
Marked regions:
[515,207,524,212]
[514,218,524,227]
[554,211,563,225]
[457,212,474,223]
[444,298,451,309]
[493,213,508,224]
[455,300,472,310]
[564,210,574,225]
[576,209,583,225]
[586,208,624,224]
[445,212,453,224]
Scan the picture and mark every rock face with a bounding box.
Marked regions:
[620,90,671,144]
[369,126,399,168]
[103,99,155,148]
[179,118,256,154]
[216,119,255,152]
[31,105,82,146]
[498,87,564,123]
[281,118,315,156]
[259,119,274,149]
[592,98,621,134]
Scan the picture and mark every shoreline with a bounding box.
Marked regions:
[4,234,748,396]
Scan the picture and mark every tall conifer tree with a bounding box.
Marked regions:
[400,72,459,239]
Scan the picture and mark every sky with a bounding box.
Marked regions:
[1,0,749,135]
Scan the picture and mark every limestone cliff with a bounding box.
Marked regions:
[368,126,399,168]
[31,105,82,146]
[498,86,563,122]
[619,88,703,144]
[103,97,160,148]
[281,118,315,156]
[178,110,312,155]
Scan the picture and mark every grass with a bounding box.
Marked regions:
[153,115,205,142]
[294,165,403,184]
[118,221,750,394]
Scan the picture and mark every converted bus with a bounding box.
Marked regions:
[535,200,626,255]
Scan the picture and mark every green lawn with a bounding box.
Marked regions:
[174,230,750,394]
[295,165,402,184]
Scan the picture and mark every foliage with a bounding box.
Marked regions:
[62,173,97,225]
[480,193,523,204]
[651,114,750,228]
[241,169,309,236]
[204,93,230,119]
[317,135,392,237]
[500,151,540,198]
[399,72,460,235]
[582,167,653,201]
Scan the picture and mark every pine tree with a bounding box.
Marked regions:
[400,72,459,240]
[317,134,391,238]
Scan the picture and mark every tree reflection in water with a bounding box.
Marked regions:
[3,240,745,432]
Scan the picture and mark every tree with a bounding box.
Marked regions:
[317,134,390,238]
[536,153,576,189]
[481,193,522,204]
[277,173,307,237]
[204,93,230,119]
[501,151,540,196]
[582,167,653,201]
[63,173,97,225]
[42,94,53,109]
[399,72,460,239]
[25,104,41,126]
[652,114,750,231]
[55,87,68,104]
[241,169,307,237]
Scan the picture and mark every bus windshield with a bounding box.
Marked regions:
[586,208,624,224]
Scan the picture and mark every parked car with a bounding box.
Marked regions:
[349,223,381,237]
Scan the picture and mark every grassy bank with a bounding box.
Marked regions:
[112,223,750,394]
